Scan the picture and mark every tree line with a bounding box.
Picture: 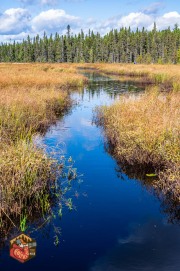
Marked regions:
[1,24,180,64]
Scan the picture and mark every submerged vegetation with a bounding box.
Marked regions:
[95,64,180,201]
[0,63,87,231]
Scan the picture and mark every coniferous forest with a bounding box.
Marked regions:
[1,24,180,64]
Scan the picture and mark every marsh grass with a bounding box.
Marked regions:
[0,141,59,214]
[0,87,70,143]
[0,63,87,226]
[96,88,180,200]
[90,63,180,200]
[88,63,180,92]
[0,63,87,89]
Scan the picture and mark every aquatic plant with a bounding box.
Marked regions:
[20,214,28,232]
[0,154,84,245]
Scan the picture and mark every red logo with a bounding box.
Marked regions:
[10,234,37,263]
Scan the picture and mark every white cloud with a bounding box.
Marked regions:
[86,18,97,25]
[155,12,180,29]
[97,11,180,33]
[142,2,164,15]
[0,6,180,41]
[31,9,80,33]
[0,8,30,35]
[0,32,30,43]
[117,12,153,29]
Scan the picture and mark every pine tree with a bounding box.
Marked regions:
[1,24,180,64]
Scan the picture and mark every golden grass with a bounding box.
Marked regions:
[0,63,86,89]
[96,88,180,200]
[83,63,180,199]
[0,87,69,143]
[0,140,59,215]
[85,63,180,92]
[0,63,87,218]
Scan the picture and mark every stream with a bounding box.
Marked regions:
[1,71,180,270]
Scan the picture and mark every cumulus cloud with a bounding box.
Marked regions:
[155,11,180,29]
[98,11,180,32]
[117,12,153,29]
[1,5,180,41]
[87,12,152,35]
[30,9,180,36]
[31,9,80,33]
[0,8,31,35]
[0,32,30,43]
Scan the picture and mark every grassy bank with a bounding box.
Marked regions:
[95,64,180,201]
[0,63,87,220]
[90,63,180,92]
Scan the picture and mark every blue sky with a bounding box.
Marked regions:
[0,0,180,41]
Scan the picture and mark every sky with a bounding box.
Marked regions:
[0,0,180,41]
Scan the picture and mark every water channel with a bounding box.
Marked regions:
[1,71,180,270]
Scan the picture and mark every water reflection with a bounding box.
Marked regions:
[121,165,179,225]
[90,220,180,271]
[86,70,180,226]
[81,72,144,100]
[0,70,179,270]
[104,136,180,225]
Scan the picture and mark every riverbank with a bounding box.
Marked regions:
[0,63,87,220]
[94,63,180,92]
[94,64,180,201]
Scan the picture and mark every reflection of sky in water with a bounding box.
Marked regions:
[42,89,117,156]
[91,221,180,271]
[2,73,179,271]
[40,77,180,271]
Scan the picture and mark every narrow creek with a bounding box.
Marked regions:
[1,71,180,270]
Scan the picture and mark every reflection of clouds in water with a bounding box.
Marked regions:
[42,119,73,141]
[41,115,100,153]
[82,141,100,151]
[118,234,143,245]
[90,221,180,271]
[80,117,92,127]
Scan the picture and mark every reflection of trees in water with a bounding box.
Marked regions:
[88,70,179,225]
[105,142,180,225]
[80,72,144,101]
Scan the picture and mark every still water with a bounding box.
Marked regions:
[1,72,180,270]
